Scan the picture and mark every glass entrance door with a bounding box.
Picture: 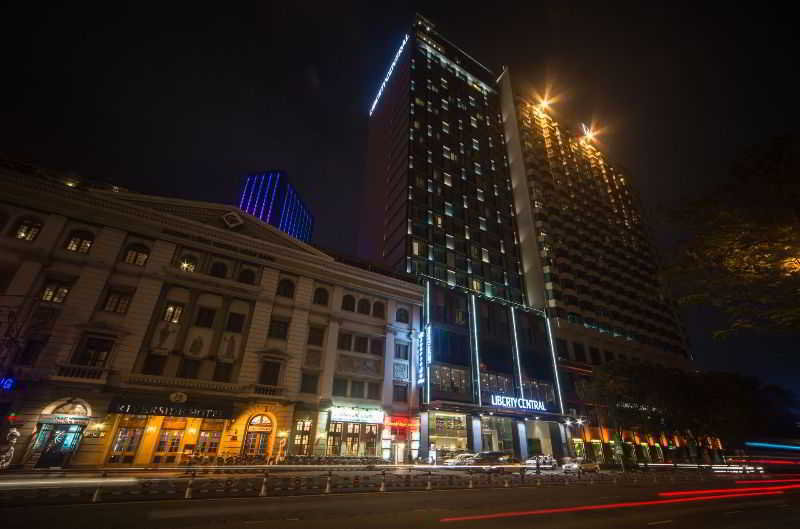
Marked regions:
[34,424,85,468]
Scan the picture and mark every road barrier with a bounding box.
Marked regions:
[0,463,761,506]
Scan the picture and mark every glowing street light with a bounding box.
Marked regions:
[581,123,596,142]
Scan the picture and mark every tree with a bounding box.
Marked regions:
[665,134,800,337]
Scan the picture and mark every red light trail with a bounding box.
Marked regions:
[658,484,800,497]
[438,491,784,523]
[736,478,800,484]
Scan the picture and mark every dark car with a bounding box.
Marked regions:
[466,451,520,471]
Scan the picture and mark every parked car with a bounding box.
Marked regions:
[466,451,520,471]
[562,457,600,474]
[443,453,476,466]
[524,455,558,470]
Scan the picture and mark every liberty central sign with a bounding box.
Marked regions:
[489,394,547,412]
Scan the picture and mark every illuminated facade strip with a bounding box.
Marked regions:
[369,34,409,116]
[510,307,524,398]
[470,294,482,407]
[545,315,565,414]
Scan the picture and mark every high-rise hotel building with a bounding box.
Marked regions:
[362,15,566,461]
[499,72,691,451]
[239,171,314,243]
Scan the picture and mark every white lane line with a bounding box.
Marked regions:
[647,521,673,526]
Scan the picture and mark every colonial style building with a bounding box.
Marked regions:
[0,160,422,468]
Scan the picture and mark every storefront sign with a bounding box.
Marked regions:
[39,414,91,425]
[489,394,547,412]
[384,416,419,429]
[329,406,385,424]
[0,377,15,391]
[417,326,429,384]
[109,398,232,419]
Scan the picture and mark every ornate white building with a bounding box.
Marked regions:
[0,161,422,468]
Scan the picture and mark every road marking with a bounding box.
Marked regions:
[647,521,673,526]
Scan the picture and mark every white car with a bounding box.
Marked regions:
[562,458,600,473]
[443,453,476,466]
[525,455,558,470]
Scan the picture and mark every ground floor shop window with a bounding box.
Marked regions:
[480,416,514,453]
[326,422,380,457]
[32,423,85,468]
[572,438,585,459]
[429,412,468,459]
[293,418,313,455]
[108,416,147,463]
[153,419,185,464]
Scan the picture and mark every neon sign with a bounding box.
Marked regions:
[489,394,547,412]
[330,406,385,424]
[0,377,14,391]
[369,34,409,116]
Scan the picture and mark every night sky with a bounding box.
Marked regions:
[2,3,797,393]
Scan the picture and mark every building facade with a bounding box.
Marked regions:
[498,71,692,462]
[0,161,421,468]
[239,170,314,243]
[362,15,567,463]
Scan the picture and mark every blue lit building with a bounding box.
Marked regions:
[239,171,314,243]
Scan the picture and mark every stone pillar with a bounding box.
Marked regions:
[382,329,396,405]
[319,319,339,399]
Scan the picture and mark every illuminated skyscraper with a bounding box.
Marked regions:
[239,170,314,243]
[362,14,565,462]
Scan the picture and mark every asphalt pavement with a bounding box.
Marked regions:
[2,479,798,529]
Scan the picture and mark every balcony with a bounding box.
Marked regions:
[123,373,241,394]
[251,384,286,397]
[52,363,110,384]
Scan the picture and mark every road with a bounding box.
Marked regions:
[3,481,798,529]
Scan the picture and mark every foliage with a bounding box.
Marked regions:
[665,134,800,337]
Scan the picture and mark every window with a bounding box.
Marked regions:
[372,302,385,318]
[354,336,368,353]
[226,313,245,333]
[268,319,289,340]
[163,303,183,324]
[472,138,479,151]
[195,308,216,328]
[179,255,198,272]
[276,278,295,298]
[482,248,490,263]
[357,299,371,315]
[473,162,482,175]
[213,362,233,382]
[300,373,318,394]
[124,244,149,266]
[65,230,94,253]
[258,361,281,386]
[350,380,365,398]
[572,342,587,363]
[431,365,468,393]
[196,430,221,453]
[332,377,348,397]
[367,382,381,400]
[443,172,452,186]
[442,121,450,134]
[396,308,410,323]
[337,332,352,350]
[237,268,256,284]
[178,358,200,379]
[393,385,408,403]
[103,290,132,313]
[479,217,487,231]
[72,336,113,366]
[209,262,228,278]
[313,287,329,305]
[444,202,454,216]
[41,281,70,303]
[394,343,409,360]
[293,418,313,455]
[370,338,384,356]
[307,327,325,346]
[14,218,42,241]
[142,353,166,375]
[476,188,485,201]
[341,295,355,311]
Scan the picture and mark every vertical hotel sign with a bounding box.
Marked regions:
[417,325,430,385]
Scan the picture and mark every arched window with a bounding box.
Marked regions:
[313,287,329,306]
[65,230,94,253]
[238,268,256,284]
[14,218,43,242]
[243,414,274,457]
[396,308,410,323]
[209,261,228,278]
[357,299,371,315]
[123,244,150,266]
[341,294,355,312]
[372,301,385,318]
[179,255,198,272]
[276,278,295,298]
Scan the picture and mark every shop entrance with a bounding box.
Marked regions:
[243,415,273,459]
[33,424,85,468]
[481,431,496,451]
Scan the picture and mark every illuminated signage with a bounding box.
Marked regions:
[109,398,232,419]
[330,406,385,424]
[0,377,14,391]
[369,34,409,116]
[417,326,429,384]
[489,394,547,412]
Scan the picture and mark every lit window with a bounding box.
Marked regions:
[179,255,197,272]
[472,138,479,151]
[476,188,484,201]
[441,98,448,110]
[442,121,449,134]
[412,240,422,256]
[163,303,183,323]
[104,290,132,313]
[444,202,454,216]
[465,225,470,240]
[443,172,452,186]
[65,230,94,253]
[434,215,443,228]
[470,116,478,128]
[473,162,482,175]
[446,234,455,249]
[469,96,476,107]
[471,278,482,291]
[14,218,42,241]
[427,124,432,137]
[41,282,70,303]
[482,248,490,263]
[479,217,487,231]
[124,244,149,266]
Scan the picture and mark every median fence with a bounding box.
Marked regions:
[0,464,764,507]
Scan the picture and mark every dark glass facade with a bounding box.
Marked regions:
[239,170,314,242]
